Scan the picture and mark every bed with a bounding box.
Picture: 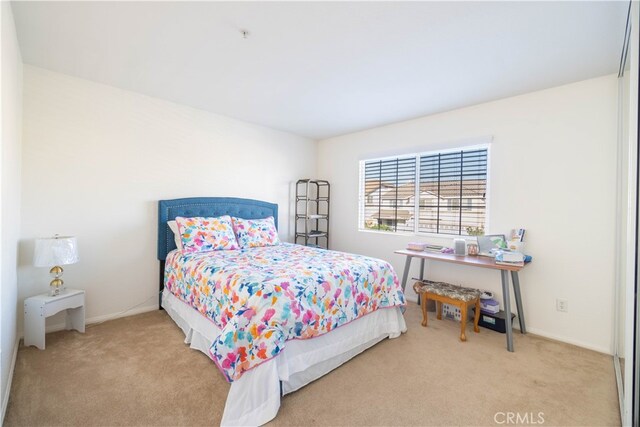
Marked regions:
[157,197,407,426]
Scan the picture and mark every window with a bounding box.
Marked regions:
[360,156,416,233]
[447,198,472,211]
[359,147,488,236]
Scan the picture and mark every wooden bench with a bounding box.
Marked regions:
[413,280,481,342]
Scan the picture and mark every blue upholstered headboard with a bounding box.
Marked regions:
[157,197,279,261]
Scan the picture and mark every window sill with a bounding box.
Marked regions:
[358,228,480,242]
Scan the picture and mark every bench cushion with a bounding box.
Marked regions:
[413,280,481,302]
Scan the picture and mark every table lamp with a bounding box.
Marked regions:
[33,235,79,296]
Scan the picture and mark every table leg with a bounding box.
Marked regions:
[421,294,429,327]
[400,255,412,293]
[511,271,526,334]
[459,303,468,342]
[24,308,46,350]
[473,299,480,333]
[417,258,426,305]
[66,306,85,333]
[501,270,514,352]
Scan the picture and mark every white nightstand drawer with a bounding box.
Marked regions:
[41,291,84,317]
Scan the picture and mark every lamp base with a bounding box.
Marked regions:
[49,277,64,297]
[49,266,65,296]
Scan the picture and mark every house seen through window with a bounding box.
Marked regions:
[359,147,488,235]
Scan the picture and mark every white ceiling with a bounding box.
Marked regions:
[11,1,628,140]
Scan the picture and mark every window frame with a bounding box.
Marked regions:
[358,143,491,237]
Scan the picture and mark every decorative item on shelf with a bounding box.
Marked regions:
[465,227,484,256]
[33,235,79,296]
[509,228,526,242]
[508,228,526,252]
[467,242,479,256]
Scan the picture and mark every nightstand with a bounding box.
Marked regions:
[24,288,85,350]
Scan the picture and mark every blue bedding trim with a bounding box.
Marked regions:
[157,197,278,261]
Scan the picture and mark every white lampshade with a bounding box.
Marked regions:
[33,236,79,267]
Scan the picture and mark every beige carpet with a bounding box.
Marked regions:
[5,304,620,426]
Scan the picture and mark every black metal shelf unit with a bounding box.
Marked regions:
[295,179,330,249]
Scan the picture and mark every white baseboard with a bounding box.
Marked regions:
[1,336,20,424]
[86,304,159,326]
[524,327,612,355]
[43,304,159,334]
[16,304,160,338]
[405,297,612,355]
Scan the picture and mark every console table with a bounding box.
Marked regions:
[395,249,528,352]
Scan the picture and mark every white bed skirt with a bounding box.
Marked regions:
[162,289,407,426]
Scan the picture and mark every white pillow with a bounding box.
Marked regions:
[167,220,183,251]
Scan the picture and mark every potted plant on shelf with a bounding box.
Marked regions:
[465,226,484,255]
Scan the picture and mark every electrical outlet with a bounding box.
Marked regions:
[556,298,568,313]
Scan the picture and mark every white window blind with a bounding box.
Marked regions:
[360,156,416,232]
[418,148,487,235]
[359,147,488,236]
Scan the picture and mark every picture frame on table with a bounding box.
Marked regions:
[477,234,508,257]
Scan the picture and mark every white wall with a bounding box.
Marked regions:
[19,65,316,329]
[0,1,23,421]
[318,75,618,354]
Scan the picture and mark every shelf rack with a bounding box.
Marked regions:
[295,179,330,249]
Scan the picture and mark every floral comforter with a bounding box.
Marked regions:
[164,242,405,382]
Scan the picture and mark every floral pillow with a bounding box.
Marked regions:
[175,216,239,253]
[232,216,280,249]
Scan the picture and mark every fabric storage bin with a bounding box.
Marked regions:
[475,309,515,333]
